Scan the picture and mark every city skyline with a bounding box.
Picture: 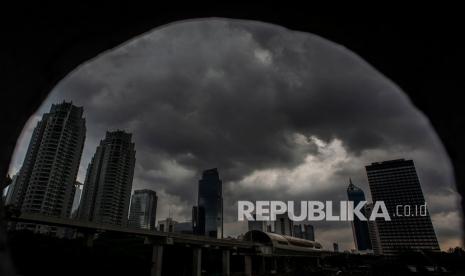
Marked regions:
[7,19,461,250]
[0,104,447,251]
[4,100,447,250]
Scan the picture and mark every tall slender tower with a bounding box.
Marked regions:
[12,102,85,222]
[347,179,372,251]
[128,189,157,230]
[79,130,135,226]
[366,159,440,254]
[196,168,223,238]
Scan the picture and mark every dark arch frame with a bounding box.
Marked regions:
[1,5,464,275]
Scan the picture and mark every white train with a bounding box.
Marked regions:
[244,230,323,255]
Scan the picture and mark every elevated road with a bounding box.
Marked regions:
[7,213,255,249]
[6,213,337,276]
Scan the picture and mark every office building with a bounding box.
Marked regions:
[303,224,315,241]
[275,212,293,236]
[347,178,372,251]
[365,203,382,255]
[366,159,440,254]
[79,130,135,226]
[158,217,177,232]
[195,168,223,238]
[128,189,157,230]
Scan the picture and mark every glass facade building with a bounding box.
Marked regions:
[128,189,157,230]
[347,179,372,251]
[196,168,223,238]
[366,159,440,254]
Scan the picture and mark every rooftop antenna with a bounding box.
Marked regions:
[348,178,355,190]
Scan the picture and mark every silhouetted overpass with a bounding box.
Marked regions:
[7,214,334,275]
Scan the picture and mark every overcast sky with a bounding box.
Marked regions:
[9,19,462,251]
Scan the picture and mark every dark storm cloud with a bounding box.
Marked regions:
[10,19,461,250]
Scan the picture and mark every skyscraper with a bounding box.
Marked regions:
[365,203,382,255]
[347,178,372,251]
[128,189,157,230]
[303,224,315,241]
[275,212,293,236]
[366,159,440,254]
[11,102,85,226]
[195,168,223,238]
[79,130,135,226]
